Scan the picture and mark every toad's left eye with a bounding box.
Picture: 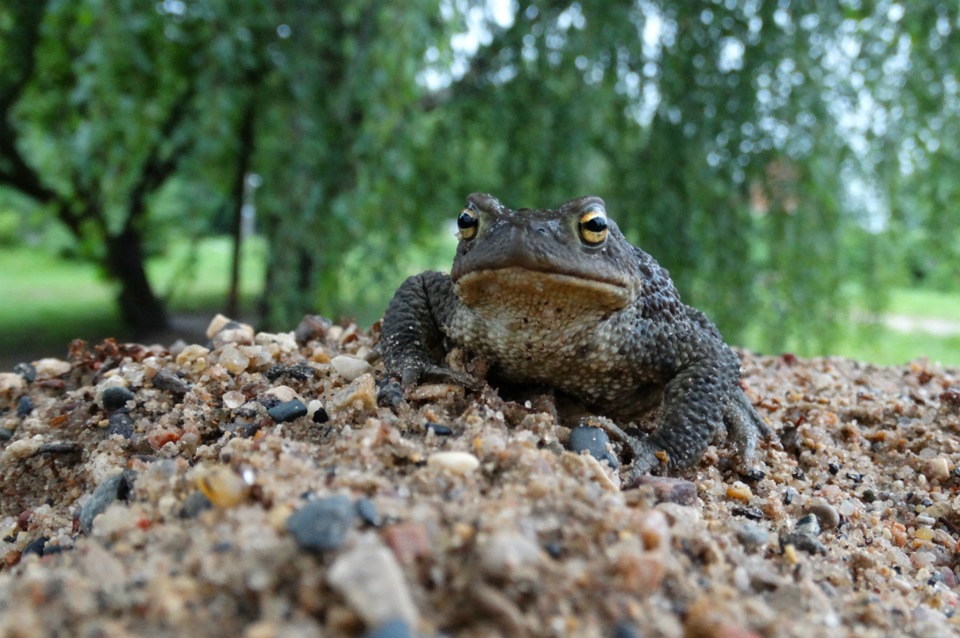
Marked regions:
[578,209,608,245]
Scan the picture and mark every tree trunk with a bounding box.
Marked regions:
[226,96,258,317]
[105,228,168,335]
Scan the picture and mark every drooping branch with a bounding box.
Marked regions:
[0,1,58,204]
[124,83,198,232]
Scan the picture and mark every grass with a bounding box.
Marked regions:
[0,238,958,368]
[827,322,960,367]
[888,288,960,319]
[0,237,265,361]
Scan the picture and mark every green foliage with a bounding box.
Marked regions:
[0,0,958,356]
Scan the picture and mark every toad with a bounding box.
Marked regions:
[379,193,770,479]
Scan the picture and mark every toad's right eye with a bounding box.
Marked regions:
[457,208,479,240]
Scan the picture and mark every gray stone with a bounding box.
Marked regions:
[287,494,356,552]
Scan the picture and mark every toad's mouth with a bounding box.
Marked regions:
[454,266,635,312]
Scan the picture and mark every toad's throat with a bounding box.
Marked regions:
[454,267,633,314]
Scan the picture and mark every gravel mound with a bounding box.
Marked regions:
[1,315,959,637]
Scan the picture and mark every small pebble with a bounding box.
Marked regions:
[268,385,299,403]
[206,313,233,339]
[732,505,765,521]
[21,536,46,558]
[408,383,464,401]
[222,391,246,409]
[294,314,332,343]
[180,491,214,518]
[726,482,753,502]
[427,451,480,475]
[16,396,33,418]
[631,476,698,505]
[265,363,314,382]
[236,422,261,438]
[34,358,71,379]
[477,531,542,579]
[383,523,431,565]
[79,471,137,534]
[0,428,12,442]
[794,513,822,536]
[312,406,330,424]
[781,532,826,555]
[916,513,936,526]
[568,426,619,468]
[267,399,308,423]
[327,535,418,626]
[13,362,37,382]
[331,355,372,381]
[152,370,191,396]
[218,344,250,374]
[197,467,251,508]
[364,619,413,638]
[101,386,135,411]
[807,502,841,531]
[107,411,135,438]
[426,422,453,436]
[735,522,770,552]
[0,372,25,395]
[922,457,951,482]
[612,621,642,638]
[331,374,378,411]
[356,498,381,527]
[780,514,826,555]
[212,321,256,348]
[39,442,82,456]
[287,495,356,552]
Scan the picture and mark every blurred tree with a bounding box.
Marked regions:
[0,0,279,332]
[0,0,202,331]
[0,0,957,354]
[252,0,446,328]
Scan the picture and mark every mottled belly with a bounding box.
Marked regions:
[447,303,652,415]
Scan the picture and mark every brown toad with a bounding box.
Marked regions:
[379,193,770,478]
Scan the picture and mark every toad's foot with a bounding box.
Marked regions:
[378,358,479,408]
[723,388,773,476]
[591,417,668,485]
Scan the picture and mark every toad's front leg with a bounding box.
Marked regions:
[379,271,474,389]
[610,348,769,483]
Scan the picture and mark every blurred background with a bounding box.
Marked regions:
[0,0,958,368]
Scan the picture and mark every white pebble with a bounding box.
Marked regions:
[218,344,250,374]
[34,358,71,379]
[222,391,246,409]
[330,355,372,381]
[176,345,210,373]
[477,531,542,578]
[269,385,299,403]
[307,399,325,420]
[0,373,24,395]
[427,451,480,474]
[922,457,951,482]
[206,313,232,339]
[327,534,418,626]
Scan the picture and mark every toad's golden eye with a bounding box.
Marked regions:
[578,209,608,245]
[457,208,479,240]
